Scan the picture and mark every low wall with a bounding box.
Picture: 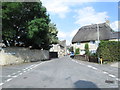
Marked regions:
[0,50,24,65]
[74,55,87,61]
[74,55,98,63]
[0,47,49,65]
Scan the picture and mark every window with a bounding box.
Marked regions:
[77,42,80,45]
[90,40,95,44]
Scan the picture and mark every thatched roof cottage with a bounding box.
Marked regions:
[71,23,115,55]
[72,23,112,43]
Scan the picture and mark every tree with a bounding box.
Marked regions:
[27,18,49,49]
[48,23,58,44]
[85,43,90,56]
[2,2,57,50]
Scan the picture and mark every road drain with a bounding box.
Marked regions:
[105,80,114,84]
[23,77,27,79]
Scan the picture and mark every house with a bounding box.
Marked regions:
[71,23,113,55]
[109,32,120,41]
[49,40,67,57]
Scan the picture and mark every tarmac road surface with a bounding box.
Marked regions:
[0,56,119,88]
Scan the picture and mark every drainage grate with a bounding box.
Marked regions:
[23,77,27,79]
[105,80,114,84]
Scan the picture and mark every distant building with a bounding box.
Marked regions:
[71,23,117,55]
[49,40,67,57]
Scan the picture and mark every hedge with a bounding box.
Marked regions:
[75,48,80,55]
[97,41,120,62]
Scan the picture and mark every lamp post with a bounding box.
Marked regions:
[97,24,100,63]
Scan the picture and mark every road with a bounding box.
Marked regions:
[0,56,120,88]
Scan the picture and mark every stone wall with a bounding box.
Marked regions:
[74,55,87,61]
[0,47,49,65]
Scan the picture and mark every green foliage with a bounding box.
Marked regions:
[2,2,58,50]
[75,48,80,55]
[48,23,58,44]
[97,41,120,62]
[27,18,48,45]
[85,43,90,56]
[89,53,97,57]
[69,46,74,52]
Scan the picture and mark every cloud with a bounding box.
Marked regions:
[41,0,98,18]
[110,21,120,32]
[41,0,118,19]
[57,31,67,39]
[41,0,71,18]
[69,29,78,37]
[74,7,109,26]
[57,29,78,45]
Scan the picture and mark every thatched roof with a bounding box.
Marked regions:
[110,32,120,39]
[72,23,113,43]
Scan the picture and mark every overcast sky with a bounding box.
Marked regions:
[41,0,119,45]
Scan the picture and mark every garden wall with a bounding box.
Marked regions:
[0,47,49,65]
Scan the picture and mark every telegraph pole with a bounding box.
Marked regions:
[97,24,100,63]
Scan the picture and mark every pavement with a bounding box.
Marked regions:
[110,62,119,68]
[0,56,119,88]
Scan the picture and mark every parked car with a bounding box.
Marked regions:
[70,51,74,58]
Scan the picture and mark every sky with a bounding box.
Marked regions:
[41,0,119,45]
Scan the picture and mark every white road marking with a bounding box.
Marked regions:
[91,67,98,70]
[19,73,23,75]
[2,62,51,85]
[87,65,92,68]
[12,75,18,78]
[27,69,30,71]
[23,71,26,72]
[71,60,118,81]
[116,78,120,81]
[108,74,116,78]
[6,78,12,82]
[23,69,26,71]
[11,73,16,75]
[87,65,98,70]
[30,65,34,67]
[76,61,79,63]
[7,75,11,77]
[30,68,33,70]
[103,71,109,74]
[0,83,4,86]
[18,71,21,73]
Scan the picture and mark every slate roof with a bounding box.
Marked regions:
[59,40,66,47]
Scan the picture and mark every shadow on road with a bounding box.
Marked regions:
[74,80,101,90]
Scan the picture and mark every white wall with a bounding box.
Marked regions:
[71,41,98,55]
[50,44,67,57]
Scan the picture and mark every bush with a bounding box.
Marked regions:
[84,43,90,56]
[75,48,80,55]
[97,41,120,62]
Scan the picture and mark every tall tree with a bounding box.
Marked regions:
[48,23,58,44]
[2,1,57,50]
